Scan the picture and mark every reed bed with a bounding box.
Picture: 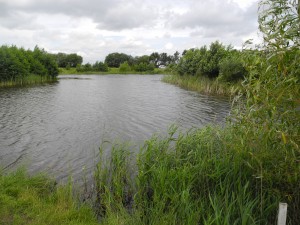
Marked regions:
[162,74,240,96]
[0,75,57,88]
[93,122,299,224]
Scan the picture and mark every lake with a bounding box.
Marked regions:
[0,75,230,182]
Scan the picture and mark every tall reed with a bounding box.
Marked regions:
[94,121,299,224]
[0,74,57,87]
[162,74,240,96]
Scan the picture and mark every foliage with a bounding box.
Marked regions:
[93,61,109,72]
[119,61,131,73]
[0,45,58,84]
[105,52,132,68]
[76,63,92,72]
[176,41,232,78]
[134,62,155,72]
[149,52,178,68]
[236,1,300,221]
[199,41,230,78]
[218,52,247,82]
[0,46,29,82]
[258,0,300,78]
[32,46,59,78]
[149,52,160,68]
[104,51,177,71]
[133,55,150,65]
[54,53,83,68]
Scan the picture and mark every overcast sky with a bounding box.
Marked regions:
[0,0,259,63]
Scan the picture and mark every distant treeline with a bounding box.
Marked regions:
[54,52,83,68]
[75,51,180,73]
[0,45,59,83]
[1,42,254,83]
[74,42,249,81]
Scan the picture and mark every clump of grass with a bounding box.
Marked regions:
[94,144,139,224]
[0,169,98,225]
[162,74,240,96]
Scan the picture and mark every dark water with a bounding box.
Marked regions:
[0,75,230,182]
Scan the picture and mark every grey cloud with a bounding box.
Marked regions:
[0,7,38,30]
[0,0,159,30]
[168,0,258,38]
[0,2,9,17]
[96,2,157,30]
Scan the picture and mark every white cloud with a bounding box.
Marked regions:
[165,43,174,50]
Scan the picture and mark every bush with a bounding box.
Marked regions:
[76,64,83,72]
[218,56,247,82]
[119,61,131,72]
[94,61,108,72]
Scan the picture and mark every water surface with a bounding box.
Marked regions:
[0,75,230,181]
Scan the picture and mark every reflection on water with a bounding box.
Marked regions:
[0,75,230,181]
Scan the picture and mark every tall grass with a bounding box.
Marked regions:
[162,74,240,96]
[0,74,57,88]
[93,121,299,224]
[0,169,98,224]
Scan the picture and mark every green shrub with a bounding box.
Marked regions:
[218,56,247,82]
[119,61,131,72]
[93,61,108,72]
[134,62,155,72]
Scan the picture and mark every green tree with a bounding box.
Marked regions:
[171,51,180,64]
[93,61,108,72]
[33,46,58,77]
[135,55,150,65]
[83,63,92,72]
[66,53,83,67]
[149,52,160,68]
[259,0,300,78]
[55,53,83,68]
[105,53,132,68]
[0,46,30,82]
[176,47,206,76]
[26,50,47,76]
[199,41,229,78]
[0,45,59,82]
[159,52,172,67]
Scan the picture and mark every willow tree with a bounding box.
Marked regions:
[258,0,300,77]
[237,1,300,223]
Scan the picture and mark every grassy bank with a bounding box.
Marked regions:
[0,75,57,88]
[162,74,240,96]
[58,67,168,75]
[0,169,98,224]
